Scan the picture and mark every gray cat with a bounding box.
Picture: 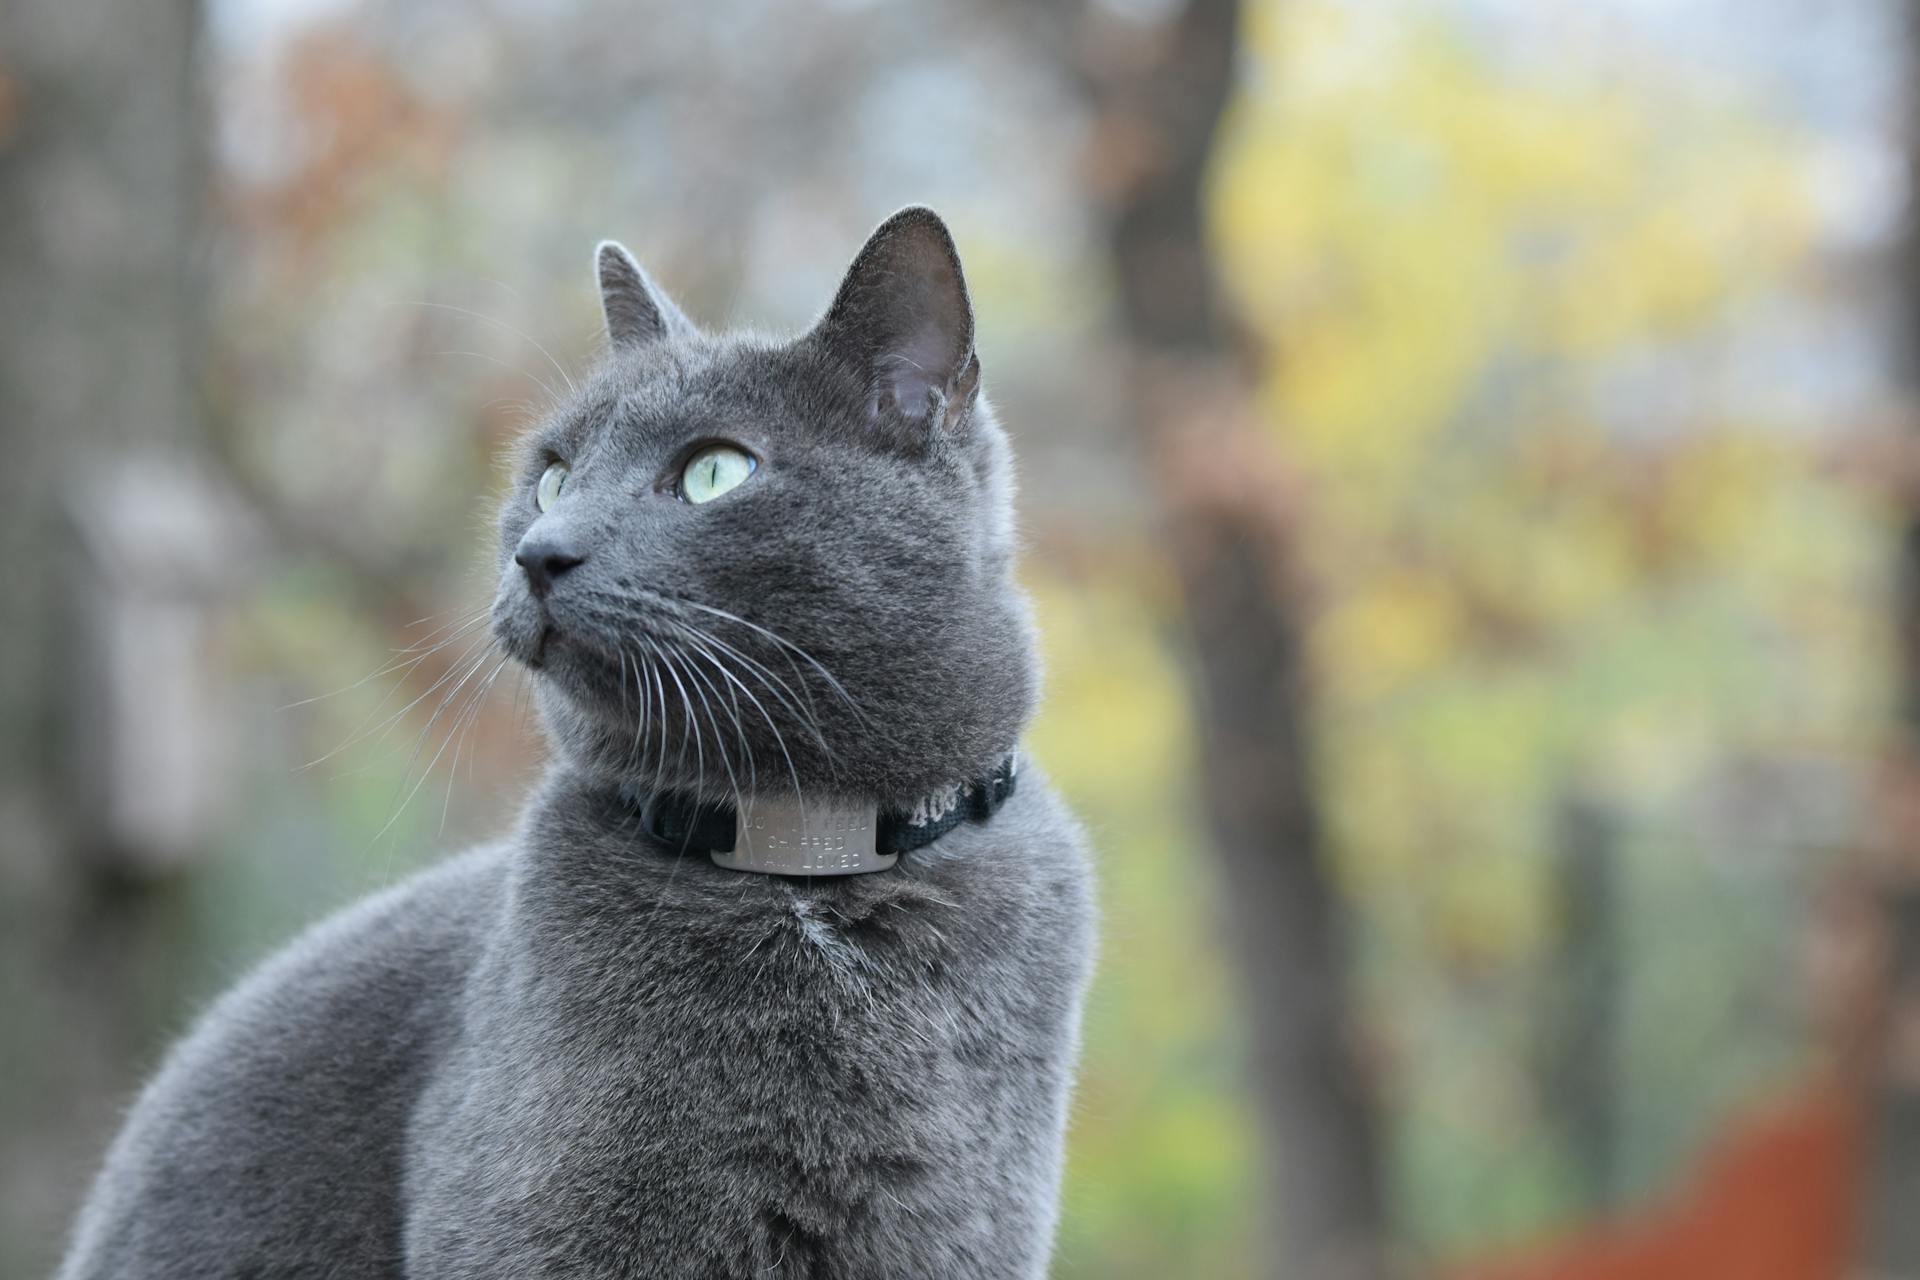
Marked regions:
[57,207,1097,1279]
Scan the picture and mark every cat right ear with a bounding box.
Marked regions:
[595,240,695,350]
[813,207,980,436]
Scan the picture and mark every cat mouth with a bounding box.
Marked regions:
[490,590,560,672]
[518,612,585,677]
[496,599,623,702]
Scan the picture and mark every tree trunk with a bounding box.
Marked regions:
[1068,1,1390,1275]
[1857,5,1920,1275]
[1540,791,1622,1213]
[0,0,208,1272]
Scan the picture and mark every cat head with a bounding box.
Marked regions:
[490,207,1036,807]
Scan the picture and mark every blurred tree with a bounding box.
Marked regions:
[1212,0,1858,1250]
[1858,3,1920,1270]
[1539,792,1622,1211]
[0,0,211,1272]
[1045,1,1391,1276]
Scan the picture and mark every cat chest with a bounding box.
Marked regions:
[410,879,1070,1276]
[426,935,1015,1269]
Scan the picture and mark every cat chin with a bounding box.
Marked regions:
[490,593,545,665]
[492,591,615,684]
[509,630,620,707]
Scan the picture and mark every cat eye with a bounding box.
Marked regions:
[679,444,756,505]
[535,461,569,512]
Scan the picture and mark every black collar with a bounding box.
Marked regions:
[624,753,1018,874]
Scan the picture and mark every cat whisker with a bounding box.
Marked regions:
[396,601,493,638]
[672,622,807,798]
[675,599,868,727]
[390,643,499,800]
[671,620,835,767]
[627,645,654,778]
[511,662,533,738]
[583,584,864,731]
[674,644,739,816]
[408,299,578,400]
[298,629,494,772]
[478,396,542,422]
[654,640,706,806]
[616,646,630,721]
[440,655,509,837]
[427,348,563,406]
[687,641,758,796]
[641,637,673,797]
[622,644,652,775]
[278,608,490,712]
[710,656,758,795]
[366,641,503,857]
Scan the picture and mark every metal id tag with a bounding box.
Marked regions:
[712,795,894,876]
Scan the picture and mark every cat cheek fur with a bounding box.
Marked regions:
[57,208,1097,1280]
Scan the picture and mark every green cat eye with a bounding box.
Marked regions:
[535,461,569,512]
[680,444,755,504]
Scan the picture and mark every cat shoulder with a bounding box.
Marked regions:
[57,846,509,1278]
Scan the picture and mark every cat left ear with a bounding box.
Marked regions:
[595,240,695,350]
[814,207,980,434]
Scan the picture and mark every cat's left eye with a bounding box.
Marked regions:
[679,444,756,504]
[535,461,569,512]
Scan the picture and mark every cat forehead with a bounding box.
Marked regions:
[561,336,857,448]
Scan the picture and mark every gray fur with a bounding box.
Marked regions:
[58,207,1097,1279]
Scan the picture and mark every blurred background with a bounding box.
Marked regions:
[4,0,1918,1276]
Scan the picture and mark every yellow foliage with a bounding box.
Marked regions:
[1315,570,1463,699]
[1200,0,1882,1250]
[1024,564,1260,1277]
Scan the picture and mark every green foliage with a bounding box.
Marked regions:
[1027,566,1263,1278]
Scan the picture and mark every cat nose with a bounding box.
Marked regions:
[515,531,586,598]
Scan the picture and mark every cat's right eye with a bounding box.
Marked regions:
[535,462,570,512]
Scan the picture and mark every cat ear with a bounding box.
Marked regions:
[815,207,980,434]
[595,240,694,350]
